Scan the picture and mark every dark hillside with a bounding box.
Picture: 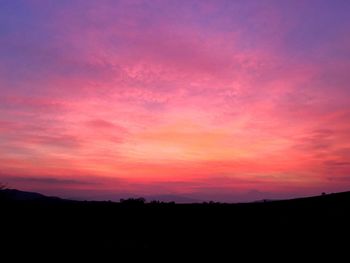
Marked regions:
[1,189,349,259]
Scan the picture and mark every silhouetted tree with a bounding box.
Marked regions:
[120,197,146,205]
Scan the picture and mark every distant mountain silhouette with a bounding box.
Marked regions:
[0,188,62,201]
[1,187,350,204]
[0,189,201,203]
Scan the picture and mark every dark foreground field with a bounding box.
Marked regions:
[1,189,350,259]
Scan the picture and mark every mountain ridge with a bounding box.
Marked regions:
[1,187,350,204]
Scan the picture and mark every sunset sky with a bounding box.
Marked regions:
[1,0,350,202]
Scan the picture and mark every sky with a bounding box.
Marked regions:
[0,0,350,202]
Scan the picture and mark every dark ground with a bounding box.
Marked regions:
[1,189,350,260]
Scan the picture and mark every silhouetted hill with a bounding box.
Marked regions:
[0,188,63,201]
[1,189,350,259]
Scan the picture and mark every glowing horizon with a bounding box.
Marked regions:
[1,0,350,202]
